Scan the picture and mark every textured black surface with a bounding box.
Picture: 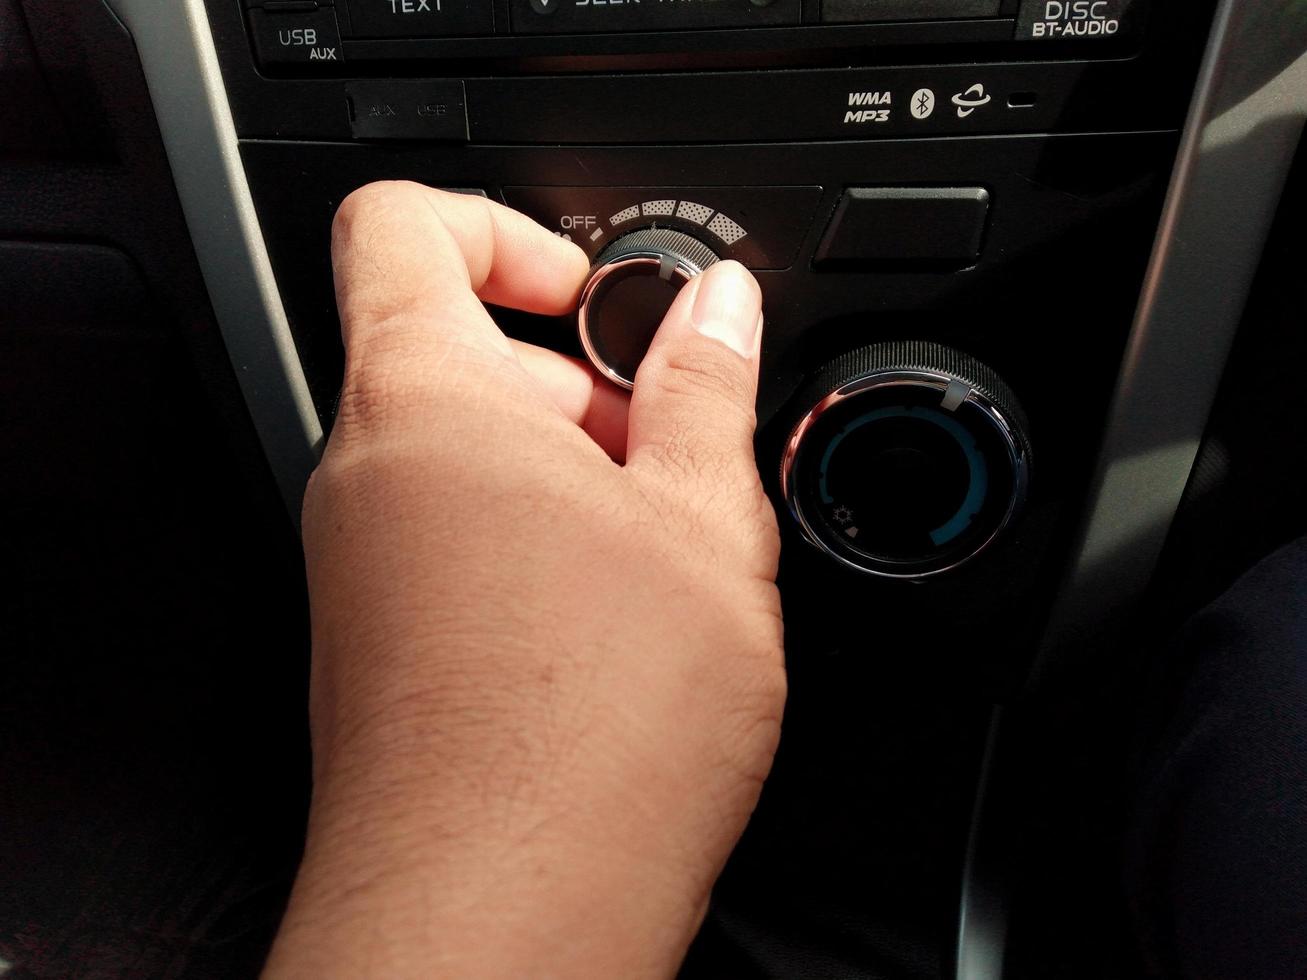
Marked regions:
[997,137,1307,979]
[594,226,723,276]
[1126,536,1307,980]
[0,0,75,155]
[0,235,310,980]
[1149,132,1307,624]
[1,3,309,978]
[803,340,1028,438]
[684,685,992,979]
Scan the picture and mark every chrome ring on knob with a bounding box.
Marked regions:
[576,228,721,390]
[577,254,699,390]
[780,369,1030,580]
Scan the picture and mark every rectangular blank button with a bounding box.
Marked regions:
[815,187,990,266]
[822,0,1001,23]
[511,0,800,34]
[346,80,468,141]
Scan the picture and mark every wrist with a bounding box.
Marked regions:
[265,708,722,979]
[266,777,711,979]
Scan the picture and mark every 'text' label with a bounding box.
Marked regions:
[1016,0,1138,40]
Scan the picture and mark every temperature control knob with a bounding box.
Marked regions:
[577,228,721,389]
[780,342,1032,579]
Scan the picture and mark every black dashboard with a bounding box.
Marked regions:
[2,0,1305,975]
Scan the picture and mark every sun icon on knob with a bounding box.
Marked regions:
[832,505,854,526]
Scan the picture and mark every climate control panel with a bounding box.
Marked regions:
[209,0,1217,597]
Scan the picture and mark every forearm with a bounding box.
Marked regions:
[262,757,714,979]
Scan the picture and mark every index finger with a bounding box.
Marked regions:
[331,181,588,359]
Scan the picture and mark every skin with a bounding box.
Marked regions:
[262,182,786,979]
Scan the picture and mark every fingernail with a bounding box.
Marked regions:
[691,262,763,358]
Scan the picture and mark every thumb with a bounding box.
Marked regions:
[626,261,764,489]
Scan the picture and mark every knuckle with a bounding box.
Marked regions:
[332,182,437,282]
[334,180,425,233]
[717,489,783,578]
[334,372,399,439]
[332,184,484,332]
[650,416,714,482]
[304,436,430,538]
[701,615,787,787]
[337,323,508,425]
[328,341,530,460]
[332,186,372,239]
[652,340,757,414]
[636,347,758,488]
[300,463,329,535]
[742,479,781,539]
[640,420,768,515]
[733,486,783,575]
[333,182,395,246]
[333,352,437,440]
[732,664,787,751]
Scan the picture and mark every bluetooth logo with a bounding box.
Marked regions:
[911,88,936,120]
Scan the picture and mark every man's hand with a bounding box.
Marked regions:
[263,182,785,979]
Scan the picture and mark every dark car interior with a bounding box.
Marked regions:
[2,0,1305,976]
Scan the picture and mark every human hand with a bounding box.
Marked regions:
[263,182,785,979]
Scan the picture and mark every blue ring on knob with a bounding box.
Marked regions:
[817,405,989,548]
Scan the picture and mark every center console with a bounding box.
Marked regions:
[206,0,1216,654]
[105,0,1307,973]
